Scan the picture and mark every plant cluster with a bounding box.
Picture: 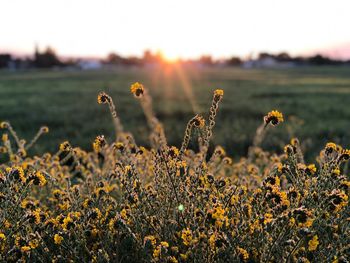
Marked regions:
[0,83,349,262]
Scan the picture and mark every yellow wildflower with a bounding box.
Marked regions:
[308,235,319,251]
[21,246,31,253]
[264,110,284,126]
[130,82,144,98]
[181,228,192,246]
[97,92,111,104]
[237,247,249,261]
[54,234,63,245]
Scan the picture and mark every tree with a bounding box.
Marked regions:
[34,46,62,68]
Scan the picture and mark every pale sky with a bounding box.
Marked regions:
[1,0,350,59]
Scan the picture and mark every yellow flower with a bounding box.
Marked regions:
[3,220,11,229]
[328,190,348,212]
[325,142,337,154]
[153,241,169,259]
[130,82,144,98]
[293,208,314,228]
[59,141,71,152]
[62,215,74,230]
[21,246,31,253]
[209,233,216,250]
[93,135,106,153]
[237,247,249,261]
[120,208,128,220]
[308,235,319,251]
[264,110,284,126]
[113,142,125,151]
[83,198,93,208]
[212,205,228,228]
[2,133,8,142]
[289,217,296,226]
[181,228,192,246]
[33,208,42,224]
[54,234,63,245]
[263,213,273,225]
[160,241,169,247]
[29,239,39,249]
[339,149,350,162]
[58,202,70,211]
[7,166,26,183]
[144,235,157,247]
[0,233,5,241]
[168,146,179,158]
[214,89,224,97]
[305,164,317,175]
[332,168,340,176]
[97,92,111,104]
[32,171,47,186]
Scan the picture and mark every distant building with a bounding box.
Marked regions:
[243,54,295,68]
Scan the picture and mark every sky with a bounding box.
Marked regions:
[1,0,350,60]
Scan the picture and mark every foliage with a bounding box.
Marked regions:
[0,83,349,262]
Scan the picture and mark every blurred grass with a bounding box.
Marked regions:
[1,66,350,160]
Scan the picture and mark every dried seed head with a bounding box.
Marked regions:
[0,122,9,129]
[40,126,49,133]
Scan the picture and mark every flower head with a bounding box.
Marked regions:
[0,232,6,241]
[93,135,106,153]
[213,89,224,102]
[237,247,249,261]
[7,166,26,183]
[41,126,49,133]
[338,149,350,162]
[325,142,337,155]
[168,146,179,158]
[54,234,64,245]
[0,122,9,129]
[308,235,319,251]
[264,110,284,126]
[305,164,317,175]
[59,141,71,152]
[181,228,192,246]
[97,92,111,104]
[130,82,144,98]
[29,171,47,186]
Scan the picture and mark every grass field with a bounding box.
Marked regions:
[1,66,350,159]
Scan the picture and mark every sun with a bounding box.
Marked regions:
[159,49,180,63]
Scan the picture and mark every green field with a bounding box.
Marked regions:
[1,66,350,159]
